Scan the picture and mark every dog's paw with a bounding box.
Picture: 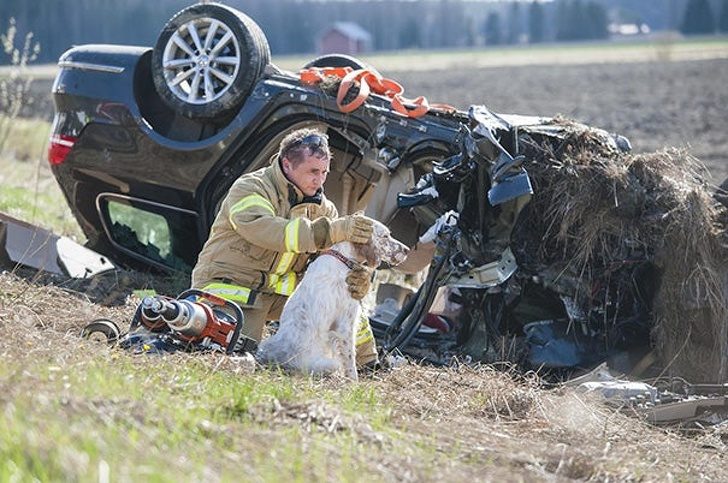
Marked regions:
[307,357,340,375]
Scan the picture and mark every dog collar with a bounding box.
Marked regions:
[321,249,361,270]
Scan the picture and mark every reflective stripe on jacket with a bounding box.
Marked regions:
[191,158,337,297]
[202,282,255,304]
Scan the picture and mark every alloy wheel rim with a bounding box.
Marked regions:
[162,17,241,105]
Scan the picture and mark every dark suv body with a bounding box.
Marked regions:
[49,46,469,272]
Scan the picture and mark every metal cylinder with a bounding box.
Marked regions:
[140,296,163,321]
[163,300,208,336]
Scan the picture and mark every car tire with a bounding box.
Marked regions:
[303,54,374,71]
[151,3,270,119]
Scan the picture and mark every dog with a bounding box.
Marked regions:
[256,220,409,380]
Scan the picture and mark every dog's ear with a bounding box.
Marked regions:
[373,229,410,268]
[365,246,381,268]
[353,239,381,268]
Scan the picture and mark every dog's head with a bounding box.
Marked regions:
[353,220,409,268]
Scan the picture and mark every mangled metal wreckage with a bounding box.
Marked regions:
[374,105,728,384]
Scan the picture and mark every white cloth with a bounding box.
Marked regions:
[419,210,459,244]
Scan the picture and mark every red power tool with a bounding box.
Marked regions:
[82,289,256,355]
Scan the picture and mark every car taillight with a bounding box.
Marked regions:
[48,134,77,166]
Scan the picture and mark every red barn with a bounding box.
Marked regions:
[317,22,372,56]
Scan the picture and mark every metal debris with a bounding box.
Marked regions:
[0,212,115,278]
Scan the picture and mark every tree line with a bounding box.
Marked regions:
[1,0,728,65]
[681,0,728,34]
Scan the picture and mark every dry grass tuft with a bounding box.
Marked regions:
[5,265,189,307]
[248,399,385,444]
[0,271,133,341]
[379,363,542,421]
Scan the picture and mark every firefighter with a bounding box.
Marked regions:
[191,128,378,366]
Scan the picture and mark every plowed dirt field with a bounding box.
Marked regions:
[393,58,728,182]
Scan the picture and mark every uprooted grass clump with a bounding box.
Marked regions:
[514,117,728,382]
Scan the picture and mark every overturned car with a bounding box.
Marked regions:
[48,3,728,381]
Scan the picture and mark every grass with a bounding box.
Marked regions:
[1,259,726,480]
[0,348,399,481]
[0,116,84,240]
[0,116,49,161]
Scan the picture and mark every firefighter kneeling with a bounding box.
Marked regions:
[190,128,378,367]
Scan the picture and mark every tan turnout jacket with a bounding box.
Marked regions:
[191,158,337,301]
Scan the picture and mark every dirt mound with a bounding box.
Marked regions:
[514,118,728,382]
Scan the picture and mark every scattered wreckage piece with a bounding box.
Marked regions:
[0,213,184,307]
[566,363,728,426]
[644,396,728,425]
[0,212,115,278]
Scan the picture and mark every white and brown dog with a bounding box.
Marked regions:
[256,221,409,380]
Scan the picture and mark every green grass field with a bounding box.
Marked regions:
[8,36,728,80]
[282,35,728,73]
[0,116,84,239]
[0,344,403,481]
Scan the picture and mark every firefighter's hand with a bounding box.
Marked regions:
[329,214,374,244]
[346,266,373,300]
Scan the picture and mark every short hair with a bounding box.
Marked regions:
[278,128,331,167]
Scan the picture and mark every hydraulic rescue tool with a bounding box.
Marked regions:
[81,289,257,354]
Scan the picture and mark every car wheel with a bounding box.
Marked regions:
[152,3,270,119]
[303,54,374,72]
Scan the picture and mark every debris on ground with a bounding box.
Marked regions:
[0,212,190,307]
[565,363,728,426]
[0,212,114,278]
